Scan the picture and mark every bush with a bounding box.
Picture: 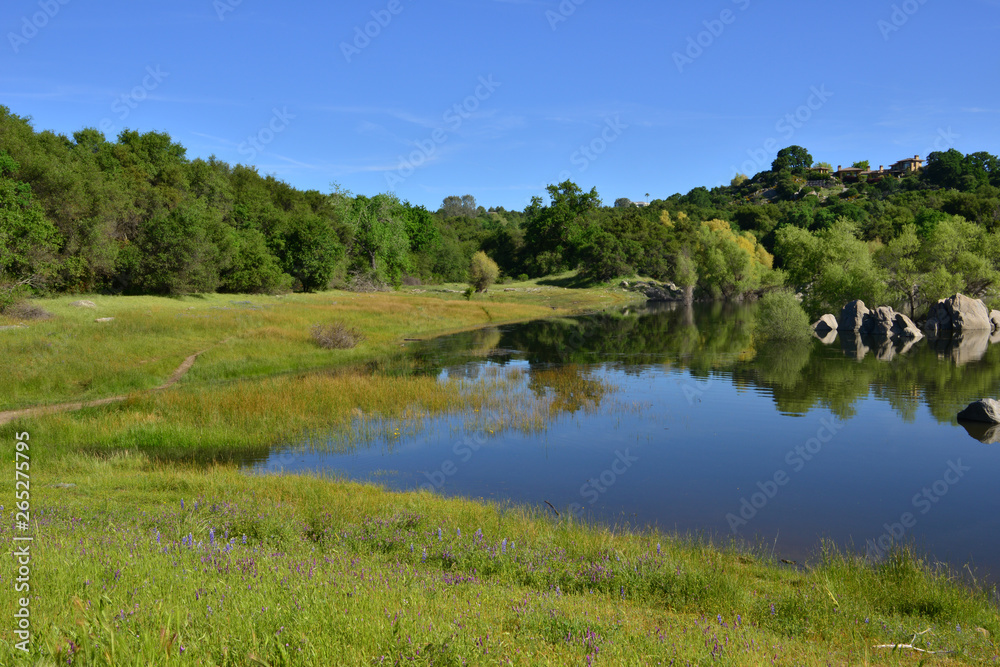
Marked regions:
[347,272,389,293]
[754,290,811,342]
[469,251,499,293]
[1,300,53,320]
[517,274,529,283]
[311,322,365,350]
[401,274,422,286]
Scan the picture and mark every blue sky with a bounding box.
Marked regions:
[2,0,999,211]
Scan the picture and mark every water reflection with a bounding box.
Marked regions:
[254,302,1000,577]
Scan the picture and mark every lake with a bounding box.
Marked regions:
[250,302,1000,579]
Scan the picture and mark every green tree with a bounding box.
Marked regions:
[522,181,600,276]
[852,160,870,171]
[755,289,811,342]
[771,145,813,173]
[348,193,411,287]
[128,199,224,295]
[923,149,967,190]
[220,228,291,294]
[775,220,889,315]
[282,215,343,292]
[469,251,499,292]
[0,152,60,283]
[875,224,921,316]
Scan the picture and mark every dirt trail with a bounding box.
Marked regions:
[0,350,208,426]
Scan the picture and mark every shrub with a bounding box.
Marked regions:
[517,274,529,283]
[311,322,365,350]
[754,289,811,342]
[469,251,499,293]
[401,274,422,286]
[1,299,52,320]
[347,272,388,293]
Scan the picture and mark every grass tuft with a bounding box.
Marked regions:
[311,321,365,349]
[1,299,54,320]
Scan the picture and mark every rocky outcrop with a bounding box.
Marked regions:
[958,398,1000,424]
[892,312,923,339]
[860,306,895,336]
[838,300,869,332]
[924,294,992,333]
[812,314,838,335]
[991,310,1000,331]
[851,305,923,340]
[623,281,684,301]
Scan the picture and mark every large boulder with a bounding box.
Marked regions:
[860,306,895,336]
[838,300,869,332]
[812,314,838,335]
[891,312,923,340]
[958,398,1000,424]
[924,294,992,333]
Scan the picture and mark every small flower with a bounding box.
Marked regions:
[438,528,442,541]
[209,529,215,546]
[501,538,507,554]
[180,499,184,509]
[457,528,461,537]
[657,543,661,556]
[421,548,427,563]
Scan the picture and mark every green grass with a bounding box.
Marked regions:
[3,459,998,665]
[2,284,999,665]
[0,283,639,412]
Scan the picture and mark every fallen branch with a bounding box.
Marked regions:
[873,628,953,654]
[543,500,560,517]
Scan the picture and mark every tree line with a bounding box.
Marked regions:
[2,105,999,318]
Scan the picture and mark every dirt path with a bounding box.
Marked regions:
[0,350,208,426]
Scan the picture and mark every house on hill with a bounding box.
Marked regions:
[834,155,924,182]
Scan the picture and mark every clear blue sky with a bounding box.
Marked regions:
[2,0,999,211]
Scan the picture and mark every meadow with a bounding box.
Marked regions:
[2,281,999,665]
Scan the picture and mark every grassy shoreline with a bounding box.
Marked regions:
[2,284,999,664]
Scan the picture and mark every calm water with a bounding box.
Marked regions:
[250,302,1000,578]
